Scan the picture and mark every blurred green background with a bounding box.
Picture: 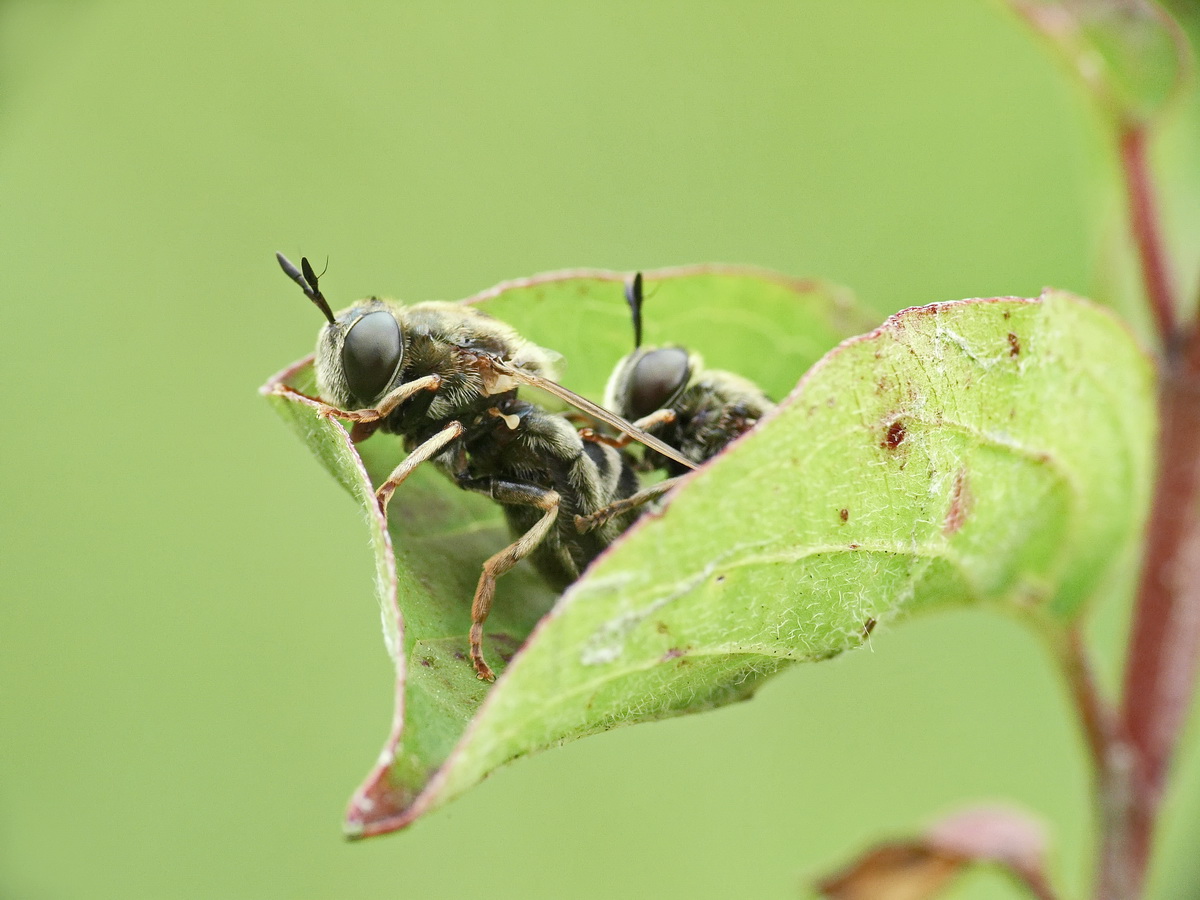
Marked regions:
[2,2,1198,898]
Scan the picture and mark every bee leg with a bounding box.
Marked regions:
[577,427,623,447]
[574,476,684,533]
[317,374,443,424]
[466,482,561,681]
[374,421,465,513]
[579,408,677,448]
[634,408,677,430]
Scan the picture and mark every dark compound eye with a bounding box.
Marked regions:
[341,310,403,403]
[627,347,690,419]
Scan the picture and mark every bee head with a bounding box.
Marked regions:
[603,272,696,419]
[606,346,694,419]
[277,253,406,407]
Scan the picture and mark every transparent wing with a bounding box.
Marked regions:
[489,360,698,472]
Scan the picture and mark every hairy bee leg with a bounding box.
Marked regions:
[371,374,441,418]
[320,374,442,424]
[635,408,677,430]
[375,421,465,513]
[274,389,360,422]
[468,483,561,681]
[574,476,684,533]
[579,409,677,448]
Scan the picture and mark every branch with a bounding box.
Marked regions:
[1121,330,1200,790]
[1119,125,1180,346]
[1103,327,1200,900]
[1058,627,1117,773]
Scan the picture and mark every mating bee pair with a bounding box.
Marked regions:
[277,255,773,680]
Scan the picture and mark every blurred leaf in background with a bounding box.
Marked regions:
[1,2,1196,899]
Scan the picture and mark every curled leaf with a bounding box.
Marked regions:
[264,273,1154,837]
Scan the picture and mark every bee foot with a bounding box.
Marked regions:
[574,512,608,533]
[472,657,496,682]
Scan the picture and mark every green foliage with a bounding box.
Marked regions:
[265,272,1155,836]
[1005,0,1190,126]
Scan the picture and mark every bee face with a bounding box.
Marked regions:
[341,309,405,405]
[605,270,696,421]
[607,346,694,420]
[315,301,407,409]
[600,272,775,476]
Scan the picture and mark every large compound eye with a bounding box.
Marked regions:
[627,347,690,419]
[341,311,403,403]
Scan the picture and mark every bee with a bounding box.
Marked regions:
[276,254,695,680]
[575,272,775,532]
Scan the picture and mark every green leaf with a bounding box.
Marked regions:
[1005,0,1191,127]
[264,274,1154,838]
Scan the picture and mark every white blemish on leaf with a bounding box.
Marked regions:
[936,325,1006,369]
[580,545,768,666]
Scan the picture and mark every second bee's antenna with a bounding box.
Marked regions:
[277,252,336,325]
[625,271,644,349]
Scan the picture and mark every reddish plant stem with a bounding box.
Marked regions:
[1123,332,1200,789]
[1101,330,1200,899]
[1060,627,1117,772]
[1092,121,1199,899]
[1019,872,1060,900]
[1095,342,1200,900]
[1057,628,1138,900]
[1092,733,1143,900]
[1119,125,1179,346]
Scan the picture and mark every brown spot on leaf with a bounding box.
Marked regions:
[882,420,906,450]
[944,468,972,535]
[420,657,434,668]
[655,621,670,635]
[839,508,850,523]
[1007,332,1020,356]
[1003,310,1011,320]
[849,543,861,550]
[490,633,522,664]
[663,647,684,661]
